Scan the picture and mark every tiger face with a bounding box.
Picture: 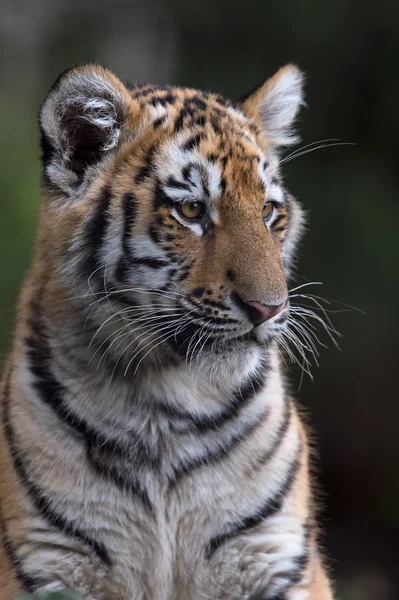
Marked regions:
[38,64,305,375]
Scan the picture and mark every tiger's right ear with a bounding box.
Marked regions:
[39,65,133,193]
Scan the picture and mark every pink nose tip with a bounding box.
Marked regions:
[245,300,286,326]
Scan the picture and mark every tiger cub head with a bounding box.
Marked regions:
[38,64,305,375]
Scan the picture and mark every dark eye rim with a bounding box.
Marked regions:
[176,200,206,221]
[263,200,276,222]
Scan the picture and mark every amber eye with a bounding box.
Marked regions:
[262,201,275,222]
[177,201,205,220]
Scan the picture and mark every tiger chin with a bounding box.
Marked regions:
[0,64,334,599]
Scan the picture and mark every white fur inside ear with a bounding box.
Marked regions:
[259,67,305,147]
[67,94,121,152]
[42,71,123,155]
[40,68,129,194]
[61,72,123,152]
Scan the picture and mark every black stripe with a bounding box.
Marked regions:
[253,398,292,469]
[130,85,158,98]
[148,225,160,245]
[247,549,309,600]
[25,302,156,506]
[166,321,202,358]
[220,175,227,196]
[2,375,112,566]
[170,409,270,485]
[166,175,191,191]
[175,264,191,282]
[94,280,140,311]
[135,164,152,184]
[116,192,138,282]
[113,292,141,308]
[113,192,167,272]
[220,155,229,168]
[271,214,286,229]
[81,185,112,279]
[131,256,169,269]
[87,451,154,513]
[149,92,176,107]
[186,96,207,110]
[122,193,138,242]
[183,132,205,151]
[135,146,156,184]
[206,451,301,558]
[175,305,237,326]
[153,115,167,128]
[26,331,159,471]
[158,359,268,434]
[153,180,174,209]
[202,178,209,198]
[174,106,197,132]
[201,298,227,311]
[181,163,195,184]
[194,114,206,127]
[0,491,46,592]
[130,84,171,99]
[210,115,221,134]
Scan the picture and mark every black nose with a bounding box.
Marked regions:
[245,300,286,326]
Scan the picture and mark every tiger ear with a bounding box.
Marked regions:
[39,65,133,192]
[239,65,305,148]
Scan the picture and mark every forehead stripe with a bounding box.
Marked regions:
[182,132,205,151]
[135,145,156,184]
[166,176,191,191]
[153,115,168,129]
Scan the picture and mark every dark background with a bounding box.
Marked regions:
[1,1,398,598]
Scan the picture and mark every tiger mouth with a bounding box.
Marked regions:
[164,315,286,360]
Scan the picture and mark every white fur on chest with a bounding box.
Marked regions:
[13,347,305,600]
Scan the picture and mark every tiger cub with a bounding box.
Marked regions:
[0,64,334,599]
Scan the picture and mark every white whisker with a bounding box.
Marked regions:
[280,141,355,165]
[125,317,189,376]
[281,138,340,163]
[111,316,185,379]
[92,311,184,366]
[288,281,323,293]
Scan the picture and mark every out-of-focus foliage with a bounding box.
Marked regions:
[1,1,398,598]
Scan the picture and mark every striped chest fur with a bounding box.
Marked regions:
[0,64,334,599]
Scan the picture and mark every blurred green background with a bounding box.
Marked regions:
[1,0,398,598]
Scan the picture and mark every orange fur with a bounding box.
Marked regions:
[0,64,333,599]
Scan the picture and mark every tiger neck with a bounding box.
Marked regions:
[22,290,280,430]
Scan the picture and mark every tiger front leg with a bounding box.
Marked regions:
[247,555,334,600]
[208,515,330,600]
[0,546,121,600]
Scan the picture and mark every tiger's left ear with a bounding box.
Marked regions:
[239,65,305,148]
